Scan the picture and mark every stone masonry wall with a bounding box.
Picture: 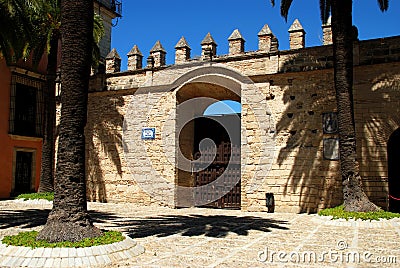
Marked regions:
[84,35,400,212]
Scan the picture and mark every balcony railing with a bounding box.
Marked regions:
[96,0,122,17]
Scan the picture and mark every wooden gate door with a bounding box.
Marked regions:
[14,151,33,194]
[193,142,241,209]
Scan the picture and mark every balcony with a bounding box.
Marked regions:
[95,0,122,17]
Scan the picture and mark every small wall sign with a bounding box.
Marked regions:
[323,138,339,160]
[141,128,156,140]
[322,112,338,134]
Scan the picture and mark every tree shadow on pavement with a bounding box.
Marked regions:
[107,214,289,239]
[0,209,50,229]
[0,209,289,240]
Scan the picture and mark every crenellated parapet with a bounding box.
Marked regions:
[150,40,167,68]
[104,19,341,73]
[288,19,305,50]
[228,29,245,55]
[201,33,218,60]
[175,36,191,64]
[322,17,333,45]
[127,45,143,71]
[105,48,121,73]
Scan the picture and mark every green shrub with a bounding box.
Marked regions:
[2,230,125,248]
[15,192,54,201]
[318,205,400,221]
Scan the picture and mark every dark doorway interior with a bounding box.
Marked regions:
[14,151,34,195]
[388,128,400,212]
[193,114,241,209]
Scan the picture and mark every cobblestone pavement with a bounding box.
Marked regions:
[1,200,400,267]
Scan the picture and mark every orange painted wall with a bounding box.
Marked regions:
[0,60,44,198]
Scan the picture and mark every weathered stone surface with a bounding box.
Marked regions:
[80,32,400,212]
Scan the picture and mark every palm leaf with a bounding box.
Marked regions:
[319,0,331,24]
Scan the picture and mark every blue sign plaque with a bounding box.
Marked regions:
[141,128,156,140]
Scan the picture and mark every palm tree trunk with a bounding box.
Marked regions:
[331,0,379,212]
[38,33,59,193]
[37,0,101,242]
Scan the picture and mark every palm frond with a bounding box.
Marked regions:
[93,14,105,45]
[92,14,105,69]
[280,0,293,21]
[377,0,388,11]
[319,0,331,24]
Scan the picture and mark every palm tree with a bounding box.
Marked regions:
[1,1,104,194]
[270,0,388,212]
[0,0,35,62]
[37,0,102,242]
[34,1,61,193]
[36,1,105,193]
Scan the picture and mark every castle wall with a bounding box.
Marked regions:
[85,28,400,212]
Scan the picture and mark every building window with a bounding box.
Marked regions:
[9,74,44,137]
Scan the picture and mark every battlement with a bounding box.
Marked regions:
[104,18,400,75]
[105,19,331,73]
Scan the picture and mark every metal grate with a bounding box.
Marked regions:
[9,74,45,137]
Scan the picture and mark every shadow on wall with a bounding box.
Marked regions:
[275,55,400,212]
[85,94,125,202]
[274,67,341,213]
[357,72,400,209]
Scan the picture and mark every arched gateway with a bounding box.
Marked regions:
[388,128,400,212]
[121,65,275,209]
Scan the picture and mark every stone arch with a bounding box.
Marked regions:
[388,127,400,212]
[173,66,244,208]
[171,65,275,209]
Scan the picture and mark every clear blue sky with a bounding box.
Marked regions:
[111,0,400,71]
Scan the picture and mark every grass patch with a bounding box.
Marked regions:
[2,230,124,248]
[15,192,54,201]
[318,205,400,221]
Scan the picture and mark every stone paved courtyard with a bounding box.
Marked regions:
[1,200,400,267]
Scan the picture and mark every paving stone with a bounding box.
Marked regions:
[12,257,26,267]
[60,258,69,268]
[90,246,102,256]
[21,257,32,267]
[52,258,62,268]
[95,255,106,265]
[88,256,98,266]
[83,247,93,257]
[28,257,39,267]
[59,248,69,258]
[81,256,91,267]
[36,257,47,267]
[68,257,77,267]
[1,256,13,266]
[67,248,77,258]
[42,248,53,258]
[98,245,108,255]
[2,246,17,256]
[43,258,54,268]
[76,248,86,257]
[103,254,112,264]
[52,247,61,258]
[73,257,83,267]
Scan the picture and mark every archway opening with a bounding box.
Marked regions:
[176,81,241,208]
[388,127,400,212]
